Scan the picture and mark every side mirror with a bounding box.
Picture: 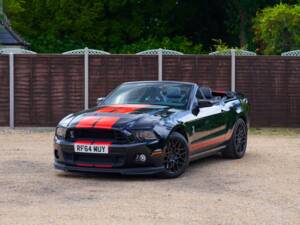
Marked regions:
[198,99,213,108]
[192,106,200,115]
[97,97,105,105]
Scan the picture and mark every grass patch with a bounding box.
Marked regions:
[249,128,300,136]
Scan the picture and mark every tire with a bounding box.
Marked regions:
[159,132,189,179]
[222,119,248,159]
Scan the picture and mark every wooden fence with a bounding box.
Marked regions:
[0,55,299,127]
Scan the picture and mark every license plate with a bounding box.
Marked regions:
[74,144,109,154]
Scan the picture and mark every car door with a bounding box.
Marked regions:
[187,88,227,154]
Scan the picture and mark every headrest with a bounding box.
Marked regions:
[166,87,181,98]
[201,87,213,99]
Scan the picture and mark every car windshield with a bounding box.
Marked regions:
[103,82,193,109]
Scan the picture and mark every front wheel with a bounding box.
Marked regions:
[222,119,248,159]
[159,132,189,179]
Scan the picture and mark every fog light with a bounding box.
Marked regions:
[54,149,59,159]
[135,153,147,163]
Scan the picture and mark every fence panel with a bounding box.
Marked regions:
[163,56,231,91]
[89,55,157,107]
[286,57,300,127]
[14,55,84,126]
[0,56,9,126]
[236,56,300,127]
[0,54,299,127]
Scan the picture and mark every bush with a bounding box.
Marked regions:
[116,36,203,54]
[27,35,86,53]
[253,4,300,55]
[210,39,254,55]
[211,39,231,52]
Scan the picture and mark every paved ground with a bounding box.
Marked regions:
[0,128,299,225]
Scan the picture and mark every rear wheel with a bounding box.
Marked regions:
[222,119,248,159]
[159,132,189,178]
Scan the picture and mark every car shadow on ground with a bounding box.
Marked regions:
[54,154,228,182]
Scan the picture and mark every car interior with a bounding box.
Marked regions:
[197,86,232,104]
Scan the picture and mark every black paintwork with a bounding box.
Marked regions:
[54,81,250,175]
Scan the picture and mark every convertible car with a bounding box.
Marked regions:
[54,81,249,178]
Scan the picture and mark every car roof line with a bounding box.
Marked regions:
[123,80,197,85]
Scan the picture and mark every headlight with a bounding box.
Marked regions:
[56,127,67,138]
[133,130,157,142]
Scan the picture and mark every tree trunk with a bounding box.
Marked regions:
[239,8,246,48]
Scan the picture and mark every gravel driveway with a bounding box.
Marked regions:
[0,128,299,225]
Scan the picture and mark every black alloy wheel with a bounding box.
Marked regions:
[234,122,247,154]
[160,132,189,178]
[222,119,248,159]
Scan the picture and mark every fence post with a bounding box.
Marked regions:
[9,53,14,128]
[84,47,89,110]
[158,48,163,81]
[231,49,236,92]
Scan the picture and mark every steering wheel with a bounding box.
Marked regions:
[144,88,165,104]
[161,90,187,105]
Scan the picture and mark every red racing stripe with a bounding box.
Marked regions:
[94,117,120,129]
[97,104,148,114]
[75,140,93,145]
[94,164,113,168]
[75,141,111,145]
[76,104,148,129]
[76,163,93,167]
[190,135,225,152]
[93,141,112,145]
[97,106,117,113]
[75,116,120,129]
[76,116,99,128]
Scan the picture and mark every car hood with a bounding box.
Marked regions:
[59,104,181,130]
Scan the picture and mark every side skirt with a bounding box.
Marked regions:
[189,145,226,161]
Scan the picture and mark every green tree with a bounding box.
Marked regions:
[224,0,299,50]
[118,36,203,54]
[3,0,300,54]
[253,3,300,54]
[2,0,210,53]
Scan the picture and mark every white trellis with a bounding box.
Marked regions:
[0,48,36,54]
[209,49,256,56]
[281,50,300,56]
[62,48,110,55]
[137,48,183,81]
[136,48,183,56]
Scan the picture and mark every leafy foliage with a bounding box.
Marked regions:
[212,39,231,52]
[224,0,299,50]
[253,3,300,54]
[2,0,300,54]
[2,0,222,53]
[118,36,203,54]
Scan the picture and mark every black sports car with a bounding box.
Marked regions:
[54,81,249,178]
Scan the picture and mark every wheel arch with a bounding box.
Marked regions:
[237,113,249,128]
[239,114,247,124]
[170,125,189,142]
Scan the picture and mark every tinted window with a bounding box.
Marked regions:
[103,83,193,109]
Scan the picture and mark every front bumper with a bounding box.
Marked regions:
[54,161,164,175]
[53,137,165,175]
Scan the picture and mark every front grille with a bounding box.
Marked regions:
[66,128,130,144]
[63,152,125,166]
